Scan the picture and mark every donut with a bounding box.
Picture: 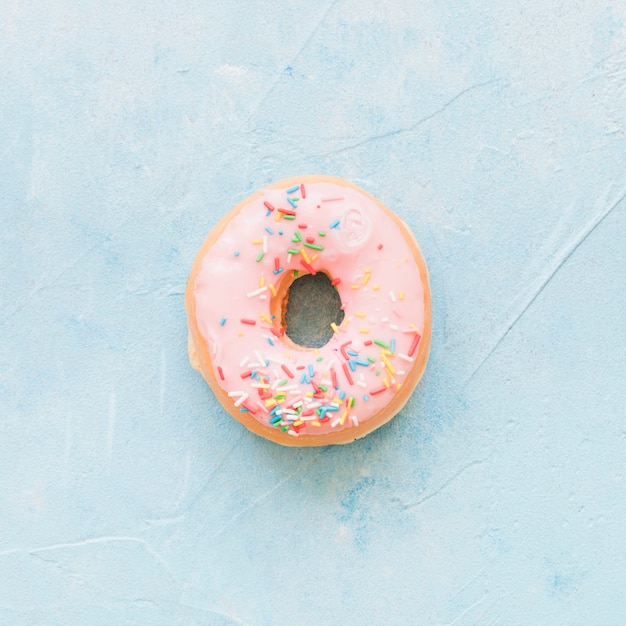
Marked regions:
[185,176,431,446]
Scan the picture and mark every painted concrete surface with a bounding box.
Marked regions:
[1,2,625,624]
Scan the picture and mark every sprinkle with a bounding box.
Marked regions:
[298,223,308,230]
[239,356,249,367]
[398,353,414,363]
[304,242,324,251]
[240,402,257,414]
[330,219,340,229]
[399,291,404,300]
[240,370,252,379]
[247,286,268,297]
[256,252,265,262]
[300,259,316,275]
[374,339,389,348]
[265,227,274,235]
[292,231,302,243]
[331,277,341,286]
[254,350,267,367]
[323,197,344,202]
[390,339,396,355]
[364,340,373,346]
[351,284,360,290]
[362,269,371,285]
[269,284,277,296]
[234,251,240,257]
[367,357,376,363]
[340,341,352,359]
[241,318,256,325]
[388,290,397,302]
[377,244,383,250]
[218,366,225,380]
[351,415,359,426]
[372,285,380,291]
[300,248,311,264]
[359,328,370,334]
[318,231,326,237]
[283,214,296,220]
[287,248,299,255]
[370,385,386,395]
[408,333,421,357]
[252,239,263,245]
[286,185,300,193]
[331,368,338,389]
[342,362,354,385]
[220,317,227,326]
[278,207,296,216]
[227,390,245,398]
[234,393,249,407]
[264,201,275,211]
[381,354,396,375]
[287,197,298,208]
[300,184,306,198]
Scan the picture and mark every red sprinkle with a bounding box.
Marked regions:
[306,236,315,244]
[342,362,354,385]
[240,402,257,414]
[377,244,383,250]
[331,368,338,389]
[259,392,272,400]
[270,327,285,338]
[278,207,296,216]
[300,184,306,198]
[218,366,225,380]
[301,409,315,417]
[264,201,275,212]
[340,341,352,360]
[364,340,373,346]
[331,278,341,286]
[408,333,421,357]
[310,380,320,392]
[240,370,252,379]
[281,364,294,379]
[274,257,280,271]
[241,318,256,325]
[370,385,387,395]
[298,223,308,229]
[300,259,316,275]
[296,365,306,370]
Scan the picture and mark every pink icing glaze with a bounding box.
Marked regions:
[192,179,426,439]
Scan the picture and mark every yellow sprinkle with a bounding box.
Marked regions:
[348,396,355,408]
[269,283,277,296]
[382,354,396,375]
[312,254,319,261]
[341,316,351,327]
[351,284,360,290]
[275,212,283,222]
[265,398,277,408]
[284,352,291,359]
[372,285,380,291]
[238,331,244,337]
[305,392,314,398]
[396,383,401,390]
[399,291,404,300]
[251,239,263,244]
[331,322,339,334]
[311,421,321,427]
[314,348,319,355]
[260,313,272,324]
[340,410,348,426]
[359,328,370,334]
[260,275,265,287]
[355,312,366,318]
[383,378,390,388]
[405,257,408,262]
[300,248,311,264]
[362,270,371,285]
[293,420,304,427]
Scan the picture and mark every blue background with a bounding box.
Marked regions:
[1,2,625,624]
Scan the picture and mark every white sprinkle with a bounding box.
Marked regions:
[260,294,267,300]
[388,290,396,302]
[320,378,332,386]
[397,370,406,376]
[277,384,299,392]
[357,381,367,388]
[292,400,303,409]
[390,324,399,331]
[251,383,270,389]
[227,390,245,398]
[233,393,249,407]
[263,235,268,253]
[288,430,299,437]
[305,402,321,410]
[287,253,292,263]
[239,355,250,367]
[351,415,359,426]
[381,317,389,323]
[256,401,265,412]
[254,350,267,367]
[247,286,268,297]
[331,417,341,427]
[398,353,414,363]
[266,356,285,365]
[283,409,297,416]
[330,401,341,409]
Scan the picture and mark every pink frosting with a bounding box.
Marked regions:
[193,179,427,439]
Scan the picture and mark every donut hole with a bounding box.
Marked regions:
[283,273,345,348]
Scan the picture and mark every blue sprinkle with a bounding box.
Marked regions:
[287,197,298,209]
[390,339,396,355]
[278,230,283,235]
[273,268,283,275]
[286,185,300,193]
[330,219,340,229]
[339,391,346,400]
[308,364,314,377]
[347,349,359,357]
[265,227,274,235]
[234,251,240,257]
[300,373,308,384]
[324,405,340,412]
[266,209,271,216]
[270,415,282,425]
[364,394,370,402]
[267,337,274,346]
[240,407,249,413]
[220,317,227,326]
[348,359,356,372]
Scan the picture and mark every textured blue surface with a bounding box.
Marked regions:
[1,2,626,624]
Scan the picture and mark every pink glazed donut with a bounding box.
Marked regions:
[186,176,431,446]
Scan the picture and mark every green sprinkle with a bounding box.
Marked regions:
[316,356,323,362]
[283,214,296,220]
[256,252,265,262]
[319,384,327,392]
[375,370,381,376]
[303,242,324,251]
[367,357,376,363]
[277,379,288,387]
[349,397,355,407]
[281,425,289,432]
[374,339,389,348]
[293,270,299,277]
[287,248,299,255]
[318,231,326,237]
[292,231,302,243]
